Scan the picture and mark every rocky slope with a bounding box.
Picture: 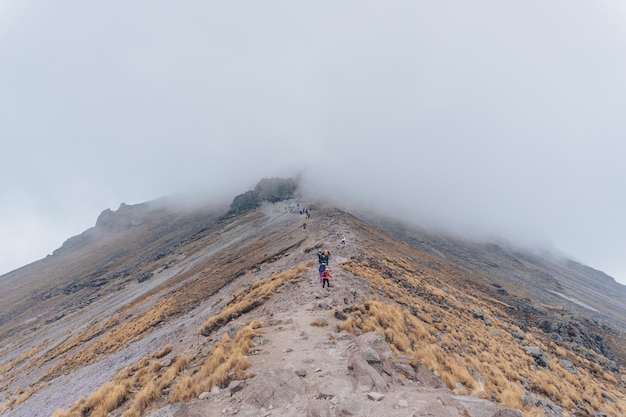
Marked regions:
[1,184,625,417]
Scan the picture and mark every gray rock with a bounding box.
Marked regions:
[250,368,306,407]
[228,379,246,395]
[268,318,283,326]
[311,318,329,327]
[561,359,577,375]
[334,310,348,320]
[493,408,524,417]
[525,346,551,369]
[335,397,365,416]
[392,362,416,380]
[335,330,353,340]
[449,395,500,417]
[357,332,392,358]
[317,301,330,310]
[367,392,384,401]
[228,325,242,340]
[348,355,388,393]
[511,331,525,340]
[531,304,549,316]
[362,346,382,371]
[144,402,188,417]
[414,364,445,388]
[306,399,331,417]
[317,376,353,400]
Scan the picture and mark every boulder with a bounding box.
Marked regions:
[317,376,353,400]
[525,346,551,369]
[306,399,331,417]
[144,403,188,417]
[561,359,577,375]
[250,368,306,408]
[335,397,365,416]
[493,408,524,417]
[357,332,392,359]
[228,379,245,395]
[348,355,388,393]
[366,392,384,401]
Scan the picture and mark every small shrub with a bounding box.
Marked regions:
[153,345,172,359]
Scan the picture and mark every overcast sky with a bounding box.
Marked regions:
[1,1,625,285]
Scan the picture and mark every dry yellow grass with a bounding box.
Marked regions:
[52,379,131,417]
[171,322,260,402]
[153,345,173,359]
[499,385,524,409]
[332,237,626,417]
[0,341,48,382]
[200,263,310,336]
[51,319,261,417]
[339,291,626,417]
[5,230,310,414]
[0,384,46,414]
[7,223,303,404]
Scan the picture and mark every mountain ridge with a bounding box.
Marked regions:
[1,183,625,417]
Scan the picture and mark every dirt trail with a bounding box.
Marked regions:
[182,204,509,417]
[184,256,504,417]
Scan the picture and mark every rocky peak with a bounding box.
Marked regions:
[95,202,147,231]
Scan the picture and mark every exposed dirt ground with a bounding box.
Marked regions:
[2,198,625,417]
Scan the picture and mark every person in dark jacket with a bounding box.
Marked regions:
[318,262,326,280]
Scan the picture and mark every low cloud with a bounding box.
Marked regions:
[1,1,625,284]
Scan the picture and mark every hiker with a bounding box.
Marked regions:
[323,249,330,265]
[341,236,346,245]
[321,269,332,289]
[318,262,326,279]
[303,222,307,229]
[317,250,324,264]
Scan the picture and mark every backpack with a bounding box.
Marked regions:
[321,270,331,279]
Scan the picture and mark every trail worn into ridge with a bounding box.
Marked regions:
[175,207,516,417]
[178,251,510,417]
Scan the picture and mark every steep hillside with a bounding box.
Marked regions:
[1,189,625,417]
[0,198,225,341]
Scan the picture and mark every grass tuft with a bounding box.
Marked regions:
[200,263,310,336]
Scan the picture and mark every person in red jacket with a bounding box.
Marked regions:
[321,269,332,289]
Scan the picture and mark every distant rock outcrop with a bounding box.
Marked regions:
[228,177,297,214]
[228,190,262,214]
[96,202,147,231]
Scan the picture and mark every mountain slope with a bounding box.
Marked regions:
[1,189,625,417]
